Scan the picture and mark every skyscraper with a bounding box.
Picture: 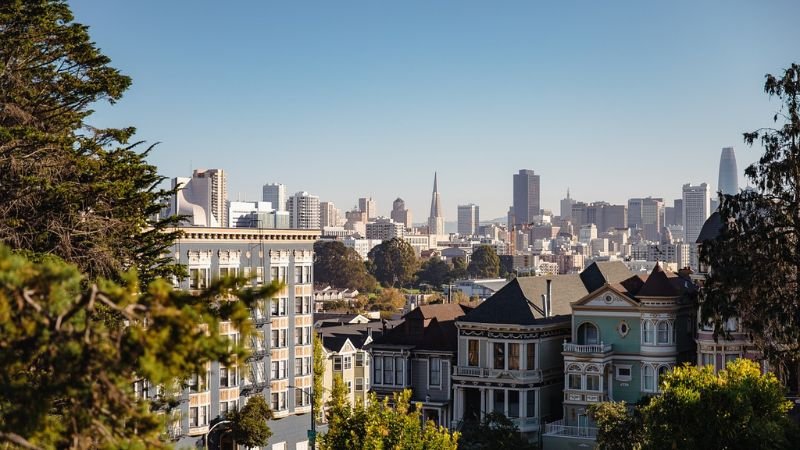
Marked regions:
[320,201,340,228]
[683,183,711,269]
[718,147,739,197]
[263,183,287,211]
[560,188,575,220]
[427,172,445,235]
[390,198,413,229]
[512,169,540,227]
[457,204,480,236]
[287,191,320,230]
[168,169,228,227]
[358,197,377,221]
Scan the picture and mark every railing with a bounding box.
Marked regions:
[542,419,598,439]
[454,366,542,381]
[562,342,613,353]
[564,390,608,403]
[510,417,540,431]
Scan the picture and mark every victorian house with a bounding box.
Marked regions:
[451,262,634,443]
[543,263,697,448]
[367,303,471,428]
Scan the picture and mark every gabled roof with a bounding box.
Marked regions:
[319,322,381,353]
[580,261,636,293]
[460,279,542,325]
[696,211,722,244]
[370,303,471,352]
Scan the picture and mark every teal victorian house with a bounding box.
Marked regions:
[543,263,696,448]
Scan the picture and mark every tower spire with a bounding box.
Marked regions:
[433,171,438,193]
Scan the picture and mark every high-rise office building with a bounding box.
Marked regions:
[683,183,711,269]
[168,169,227,227]
[263,183,287,212]
[358,197,377,221]
[427,173,445,235]
[457,204,480,236]
[320,201,340,228]
[673,199,683,227]
[718,147,739,197]
[512,169,540,226]
[628,197,664,242]
[390,198,413,229]
[560,189,575,220]
[287,192,320,230]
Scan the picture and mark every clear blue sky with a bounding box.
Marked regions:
[72,0,799,220]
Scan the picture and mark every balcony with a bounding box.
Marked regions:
[454,366,543,382]
[562,342,613,354]
[542,419,597,439]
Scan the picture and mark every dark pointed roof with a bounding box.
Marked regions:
[580,261,637,294]
[461,279,543,325]
[696,211,722,244]
[370,303,471,352]
[636,263,695,297]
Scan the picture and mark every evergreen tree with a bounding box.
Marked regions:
[467,245,500,278]
[367,238,419,288]
[314,241,377,292]
[701,63,800,375]
[0,0,181,283]
[228,395,273,448]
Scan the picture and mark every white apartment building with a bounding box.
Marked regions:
[287,191,321,230]
[168,169,227,227]
[365,217,405,241]
[342,237,383,260]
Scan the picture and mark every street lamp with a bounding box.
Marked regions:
[204,419,232,450]
[288,385,316,448]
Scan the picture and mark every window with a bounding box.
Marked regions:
[304,266,312,284]
[344,356,352,370]
[199,405,208,426]
[304,327,311,346]
[374,357,383,384]
[642,365,655,392]
[295,327,302,345]
[493,389,505,414]
[395,357,403,385]
[304,357,311,375]
[346,380,352,393]
[356,377,364,391]
[725,317,738,332]
[526,343,535,370]
[508,343,520,370]
[586,375,601,391]
[220,366,236,388]
[493,343,505,369]
[468,339,479,366]
[295,266,303,284]
[429,357,441,387]
[271,298,280,316]
[384,356,394,385]
[333,356,342,371]
[615,365,632,382]
[508,390,520,418]
[568,374,582,390]
[643,320,655,344]
[295,358,302,376]
[702,353,715,368]
[578,322,599,345]
[189,268,209,289]
[526,390,536,418]
[256,266,264,284]
[725,354,738,366]
[219,267,238,279]
[295,388,310,406]
[190,372,208,392]
[271,267,279,282]
[657,321,670,344]
[356,352,364,367]
[272,392,287,411]
[271,360,286,379]
[271,329,280,347]
[295,298,303,314]
[189,406,198,427]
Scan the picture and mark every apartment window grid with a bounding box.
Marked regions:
[219,366,238,388]
[344,356,352,370]
[295,387,311,406]
[271,360,287,380]
[271,329,287,348]
[355,377,364,391]
[334,356,342,372]
[271,297,287,316]
[271,391,287,411]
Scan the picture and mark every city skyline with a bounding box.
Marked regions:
[71,1,796,218]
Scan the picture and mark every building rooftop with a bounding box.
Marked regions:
[370,303,471,352]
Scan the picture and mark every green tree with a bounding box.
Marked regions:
[416,256,453,288]
[228,395,273,448]
[591,360,798,450]
[0,0,181,284]
[701,63,800,378]
[319,390,459,450]
[458,412,532,450]
[314,241,377,292]
[367,238,419,288]
[450,256,468,280]
[313,331,326,422]
[588,401,644,450]
[0,245,277,449]
[467,245,500,278]
[368,287,406,312]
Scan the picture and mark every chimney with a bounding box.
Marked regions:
[541,294,547,318]
[546,279,553,317]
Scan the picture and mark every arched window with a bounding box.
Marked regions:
[642,365,655,391]
[643,320,655,344]
[657,365,670,390]
[577,322,599,345]
[657,321,670,344]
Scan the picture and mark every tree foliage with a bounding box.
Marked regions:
[0,0,181,284]
[367,238,419,288]
[319,389,459,450]
[314,241,377,292]
[367,287,406,312]
[458,412,532,450]
[591,360,797,450]
[313,331,326,421]
[467,245,500,278]
[0,245,278,449]
[228,395,273,449]
[588,401,644,450]
[416,256,453,288]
